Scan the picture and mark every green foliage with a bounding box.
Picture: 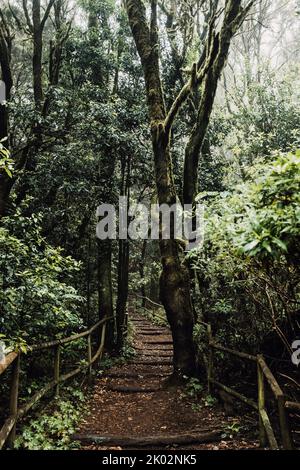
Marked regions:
[190,394,217,412]
[222,422,241,440]
[233,151,300,259]
[208,69,300,190]
[203,395,218,407]
[14,387,85,450]
[0,208,84,345]
[0,139,13,177]
[184,378,203,398]
[238,71,299,157]
[194,150,300,355]
[139,307,168,327]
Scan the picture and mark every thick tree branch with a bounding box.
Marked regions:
[182,0,256,206]
[22,0,33,32]
[164,23,220,134]
[7,3,24,33]
[0,8,11,40]
[41,0,56,30]
[0,30,13,94]
[125,0,165,122]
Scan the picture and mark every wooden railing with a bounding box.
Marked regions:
[0,316,113,450]
[129,303,299,449]
[204,323,298,450]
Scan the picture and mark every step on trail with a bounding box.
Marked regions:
[75,314,258,450]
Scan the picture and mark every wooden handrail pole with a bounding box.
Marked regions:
[207,324,213,394]
[278,394,293,450]
[101,322,106,347]
[257,359,267,447]
[7,353,20,447]
[0,317,113,449]
[87,333,92,383]
[99,323,106,361]
[54,345,61,397]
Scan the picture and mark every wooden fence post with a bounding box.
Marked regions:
[124,312,128,340]
[207,324,213,394]
[54,345,61,397]
[278,394,293,450]
[87,334,92,383]
[7,353,20,447]
[100,322,106,356]
[257,359,267,447]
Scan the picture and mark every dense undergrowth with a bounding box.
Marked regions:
[14,385,85,450]
[192,151,300,408]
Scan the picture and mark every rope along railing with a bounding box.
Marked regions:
[204,322,297,450]
[0,316,113,449]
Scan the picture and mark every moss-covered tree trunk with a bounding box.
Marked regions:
[125,0,254,378]
[125,0,196,378]
[97,238,114,349]
[0,22,13,218]
[116,154,131,352]
[183,0,252,207]
[87,6,116,347]
[153,130,196,377]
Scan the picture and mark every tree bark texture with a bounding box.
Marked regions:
[183,0,252,206]
[125,0,196,378]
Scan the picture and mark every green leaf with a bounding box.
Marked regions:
[262,241,272,253]
[243,239,260,252]
[5,167,12,178]
[273,238,288,252]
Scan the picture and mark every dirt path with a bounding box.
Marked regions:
[75,315,259,450]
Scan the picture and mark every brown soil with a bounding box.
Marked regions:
[76,315,259,450]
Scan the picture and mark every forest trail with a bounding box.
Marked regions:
[74,315,259,450]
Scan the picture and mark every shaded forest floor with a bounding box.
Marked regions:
[75,315,259,450]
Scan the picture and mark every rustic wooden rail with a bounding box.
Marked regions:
[205,323,296,450]
[132,300,299,450]
[0,316,113,449]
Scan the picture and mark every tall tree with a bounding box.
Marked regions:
[183,1,255,207]
[0,0,68,217]
[22,0,56,110]
[0,8,13,216]
[125,0,255,379]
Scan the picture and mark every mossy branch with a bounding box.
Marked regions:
[164,30,218,135]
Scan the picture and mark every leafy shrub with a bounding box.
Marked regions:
[194,151,300,357]
[0,209,84,347]
[14,387,85,450]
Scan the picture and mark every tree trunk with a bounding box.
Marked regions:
[0,0,56,216]
[116,155,131,351]
[0,27,13,217]
[116,237,130,351]
[0,175,12,217]
[98,239,114,347]
[139,239,147,306]
[32,0,43,110]
[183,0,246,207]
[153,135,196,378]
[0,28,12,140]
[87,5,116,349]
[125,0,197,379]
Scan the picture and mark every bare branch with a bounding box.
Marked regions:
[230,0,257,33]
[8,3,25,33]
[150,0,158,47]
[22,0,33,32]
[0,8,10,39]
[164,28,219,134]
[41,0,56,30]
